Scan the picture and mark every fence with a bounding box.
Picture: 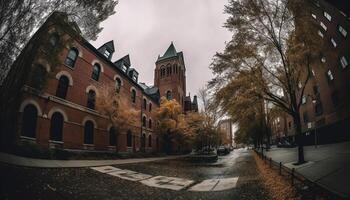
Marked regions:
[254,148,346,199]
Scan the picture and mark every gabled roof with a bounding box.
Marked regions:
[98,40,115,52]
[157,42,182,62]
[114,54,131,67]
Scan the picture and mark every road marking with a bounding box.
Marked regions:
[108,170,152,181]
[140,176,194,191]
[90,166,121,173]
[189,177,239,192]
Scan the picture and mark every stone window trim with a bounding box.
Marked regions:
[82,116,98,128]
[64,44,83,58]
[85,85,99,97]
[35,58,51,72]
[55,71,73,86]
[91,59,104,73]
[113,75,124,86]
[47,107,69,122]
[19,99,43,116]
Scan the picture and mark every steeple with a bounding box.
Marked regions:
[157,42,179,62]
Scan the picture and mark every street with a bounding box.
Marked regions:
[0,149,268,200]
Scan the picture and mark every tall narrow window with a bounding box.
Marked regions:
[338,25,347,37]
[21,104,37,138]
[340,56,348,68]
[131,89,136,103]
[324,11,332,21]
[326,69,334,82]
[330,38,337,48]
[64,48,78,68]
[56,76,69,99]
[87,90,96,109]
[84,121,94,144]
[303,112,309,124]
[50,112,64,141]
[149,103,152,112]
[143,99,147,110]
[320,22,327,31]
[148,135,152,147]
[142,116,147,127]
[315,101,323,116]
[166,91,172,100]
[127,130,132,147]
[109,127,117,146]
[115,78,122,92]
[149,119,152,129]
[91,64,101,81]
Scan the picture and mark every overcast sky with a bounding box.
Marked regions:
[91,0,232,99]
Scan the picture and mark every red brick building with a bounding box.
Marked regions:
[271,0,350,145]
[0,12,197,153]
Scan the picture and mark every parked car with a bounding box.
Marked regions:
[277,141,296,148]
[217,146,230,155]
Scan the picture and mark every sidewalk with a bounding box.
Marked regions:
[265,141,350,198]
[0,152,185,168]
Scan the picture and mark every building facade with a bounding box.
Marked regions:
[271,0,350,145]
[1,12,197,153]
[218,119,234,147]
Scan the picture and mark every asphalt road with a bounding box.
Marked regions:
[0,149,268,200]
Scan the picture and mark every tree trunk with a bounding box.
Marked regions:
[293,113,305,164]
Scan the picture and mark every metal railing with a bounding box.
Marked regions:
[254,148,346,199]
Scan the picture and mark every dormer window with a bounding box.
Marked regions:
[132,74,137,82]
[104,50,111,58]
[122,64,127,72]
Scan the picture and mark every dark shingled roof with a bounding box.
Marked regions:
[157,42,184,62]
[98,40,115,52]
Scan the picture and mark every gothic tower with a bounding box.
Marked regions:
[154,42,186,110]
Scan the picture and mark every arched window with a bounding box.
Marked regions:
[166,91,172,100]
[49,33,59,47]
[50,112,64,141]
[174,64,178,74]
[115,78,122,92]
[91,64,101,81]
[131,89,136,103]
[127,130,132,147]
[84,121,94,144]
[87,90,96,109]
[29,65,48,90]
[141,133,146,149]
[21,104,37,138]
[149,103,152,112]
[143,99,147,110]
[64,48,78,68]
[149,119,152,129]
[142,116,147,127]
[56,76,69,99]
[166,67,170,76]
[109,127,117,146]
[148,135,152,147]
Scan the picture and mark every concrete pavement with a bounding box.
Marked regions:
[265,141,350,198]
[0,152,185,168]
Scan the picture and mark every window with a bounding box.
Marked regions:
[21,104,37,138]
[142,116,146,127]
[50,112,64,141]
[318,30,324,38]
[174,64,178,74]
[330,38,337,47]
[303,112,309,124]
[320,22,327,31]
[311,13,316,19]
[115,78,122,92]
[109,127,117,146]
[148,135,152,147]
[326,69,334,82]
[143,99,147,110]
[313,85,320,95]
[149,119,152,129]
[84,121,94,144]
[331,91,340,107]
[298,82,302,89]
[312,69,316,77]
[127,130,132,147]
[166,67,170,76]
[64,48,78,68]
[302,95,307,104]
[91,64,101,81]
[104,50,111,58]
[315,101,323,116]
[288,121,292,129]
[121,65,127,72]
[324,11,332,21]
[321,56,326,63]
[49,34,59,47]
[340,56,348,68]
[149,103,152,112]
[56,76,69,99]
[87,90,96,109]
[338,25,347,37]
[131,89,136,103]
[166,91,172,100]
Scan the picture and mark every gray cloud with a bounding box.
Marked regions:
[91,0,232,97]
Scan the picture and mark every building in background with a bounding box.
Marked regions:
[218,119,234,147]
[0,12,196,153]
[271,0,350,145]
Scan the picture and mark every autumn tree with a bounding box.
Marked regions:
[96,84,139,136]
[154,97,189,153]
[211,0,323,164]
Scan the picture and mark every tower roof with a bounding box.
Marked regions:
[157,42,180,62]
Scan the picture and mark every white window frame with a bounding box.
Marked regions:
[302,95,307,104]
[318,30,324,38]
[330,38,337,48]
[321,57,326,63]
[312,13,317,19]
[340,56,348,68]
[320,22,327,31]
[327,69,334,81]
[324,11,332,21]
[338,25,347,37]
